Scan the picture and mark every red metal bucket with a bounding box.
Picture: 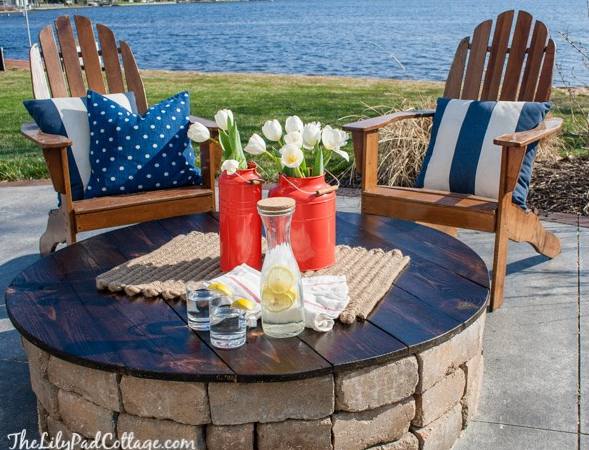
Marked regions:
[268,174,336,271]
[218,162,263,272]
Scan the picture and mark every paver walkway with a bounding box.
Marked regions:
[1,185,587,450]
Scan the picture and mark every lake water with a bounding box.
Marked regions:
[1,0,588,84]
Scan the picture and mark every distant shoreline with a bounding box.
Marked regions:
[0,1,241,15]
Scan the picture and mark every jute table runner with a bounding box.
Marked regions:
[96,231,410,324]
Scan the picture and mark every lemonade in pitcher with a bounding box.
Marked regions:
[257,197,305,338]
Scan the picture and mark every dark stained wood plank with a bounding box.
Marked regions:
[5,284,127,368]
[368,285,462,349]
[38,25,67,98]
[120,41,148,114]
[481,10,514,100]
[9,254,66,287]
[338,213,490,288]
[461,19,492,99]
[157,212,220,237]
[165,298,332,382]
[299,321,409,372]
[70,230,234,380]
[336,214,488,322]
[444,37,469,98]
[535,39,555,101]
[54,16,85,97]
[96,23,125,93]
[71,280,235,381]
[519,19,549,101]
[74,16,106,94]
[501,11,533,100]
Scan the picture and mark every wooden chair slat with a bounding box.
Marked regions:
[500,11,533,100]
[29,44,51,99]
[535,39,555,101]
[519,20,549,101]
[481,10,514,100]
[74,15,106,94]
[443,37,469,98]
[96,24,125,93]
[120,41,148,114]
[461,19,492,99]
[38,25,67,98]
[55,16,85,97]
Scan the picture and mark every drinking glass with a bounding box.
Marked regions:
[186,286,219,331]
[209,295,247,349]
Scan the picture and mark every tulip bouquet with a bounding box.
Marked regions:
[243,116,349,178]
[188,109,248,175]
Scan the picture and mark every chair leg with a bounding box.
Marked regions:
[39,209,67,256]
[490,225,509,311]
[509,207,561,258]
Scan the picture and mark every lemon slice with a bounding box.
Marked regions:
[208,282,232,296]
[262,286,296,312]
[266,265,295,294]
[231,298,256,311]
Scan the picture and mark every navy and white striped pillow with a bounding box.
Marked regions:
[416,98,550,208]
[24,93,137,201]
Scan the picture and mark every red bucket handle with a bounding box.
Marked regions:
[281,170,340,197]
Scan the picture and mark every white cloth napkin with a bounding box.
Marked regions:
[206,264,349,332]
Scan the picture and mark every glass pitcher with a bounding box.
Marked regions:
[257,197,305,338]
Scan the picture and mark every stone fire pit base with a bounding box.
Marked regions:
[23,313,485,450]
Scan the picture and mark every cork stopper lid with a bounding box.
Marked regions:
[257,197,296,215]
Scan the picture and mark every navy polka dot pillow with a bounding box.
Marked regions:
[85,90,201,198]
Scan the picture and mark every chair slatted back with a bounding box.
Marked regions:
[443,10,555,102]
[30,15,148,114]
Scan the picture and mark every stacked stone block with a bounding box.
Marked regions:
[23,313,485,450]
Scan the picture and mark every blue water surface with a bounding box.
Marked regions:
[1,0,587,84]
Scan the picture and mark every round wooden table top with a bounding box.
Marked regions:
[6,212,489,382]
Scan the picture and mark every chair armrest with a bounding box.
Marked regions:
[21,123,72,149]
[344,109,435,132]
[494,117,563,148]
[189,115,219,131]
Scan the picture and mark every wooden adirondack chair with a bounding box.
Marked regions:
[344,10,562,310]
[21,15,221,255]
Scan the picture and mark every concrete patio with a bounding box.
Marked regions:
[0,183,587,450]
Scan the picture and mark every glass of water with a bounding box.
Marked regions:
[209,296,247,349]
[186,286,219,331]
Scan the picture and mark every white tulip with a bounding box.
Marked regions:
[322,126,349,161]
[285,115,304,134]
[214,109,233,131]
[244,133,266,155]
[187,122,210,143]
[221,159,240,175]
[284,131,303,148]
[322,125,349,151]
[280,144,304,168]
[302,122,322,149]
[262,119,282,142]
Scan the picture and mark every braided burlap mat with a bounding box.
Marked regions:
[96,231,409,324]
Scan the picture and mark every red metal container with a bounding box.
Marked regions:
[219,162,263,272]
[268,174,336,271]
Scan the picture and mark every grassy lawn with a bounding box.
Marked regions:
[0,67,587,181]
